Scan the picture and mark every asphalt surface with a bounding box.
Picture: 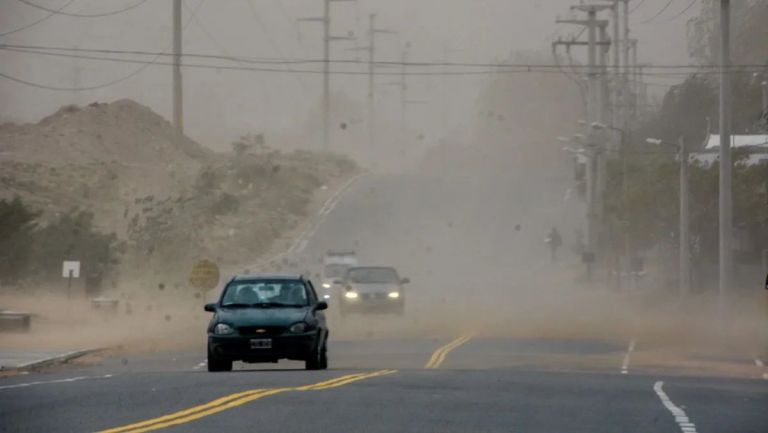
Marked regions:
[2,172,767,432]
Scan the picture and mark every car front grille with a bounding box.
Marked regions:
[237,326,285,336]
[360,293,388,300]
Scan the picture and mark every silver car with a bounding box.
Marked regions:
[337,266,409,316]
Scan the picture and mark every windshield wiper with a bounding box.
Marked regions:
[220,303,252,308]
[252,302,306,308]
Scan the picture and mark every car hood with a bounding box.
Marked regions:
[349,283,400,294]
[215,307,309,327]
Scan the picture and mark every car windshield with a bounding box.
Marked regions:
[346,268,399,284]
[220,280,309,307]
[323,264,349,279]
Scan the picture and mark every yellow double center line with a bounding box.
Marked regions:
[99,369,396,433]
[425,335,473,369]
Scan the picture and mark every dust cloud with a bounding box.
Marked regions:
[1,0,765,377]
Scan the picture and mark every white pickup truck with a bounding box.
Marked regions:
[319,251,358,299]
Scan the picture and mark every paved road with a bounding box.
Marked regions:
[2,172,766,432]
[1,336,766,433]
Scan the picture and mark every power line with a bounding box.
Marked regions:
[0,0,204,92]
[638,0,676,24]
[244,0,309,91]
[16,0,149,18]
[2,47,765,78]
[660,0,698,22]
[0,0,76,37]
[630,0,648,13]
[3,44,767,71]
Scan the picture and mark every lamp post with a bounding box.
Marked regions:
[592,122,630,288]
[646,136,690,298]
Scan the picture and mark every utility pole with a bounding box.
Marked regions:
[679,136,691,297]
[606,0,624,131]
[622,0,630,126]
[348,14,396,155]
[629,39,639,118]
[761,80,767,124]
[172,0,183,143]
[72,45,82,106]
[367,13,376,148]
[299,0,356,151]
[558,4,611,263]
[399,46,408,130]
[718,0,733,313]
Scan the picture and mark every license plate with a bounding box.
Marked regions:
[250,339,272,349]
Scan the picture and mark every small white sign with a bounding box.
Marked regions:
[62,261,81,278]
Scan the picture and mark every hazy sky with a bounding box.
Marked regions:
[0,0,701,148]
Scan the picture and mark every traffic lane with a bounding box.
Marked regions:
[0,336,460,432]
[657,376,768,433]
[170,369,683,433]
[330,338,456,370]
[434,337,629,373]
[0,334,456,384]
[0,368,389,433]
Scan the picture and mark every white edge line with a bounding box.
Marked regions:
[621,338,636,374]
[0,374,113,391]
[654,381,698,433]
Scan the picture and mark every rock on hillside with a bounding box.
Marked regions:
[0,99,211,165]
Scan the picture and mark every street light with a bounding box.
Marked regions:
[646,136,691,297]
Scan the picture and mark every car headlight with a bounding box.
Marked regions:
[344,291,359,299]
[322,283,332,289]
[214,323,234,335]
[388,291,400,299]
[289,322,309,333]
[323,294,331,299]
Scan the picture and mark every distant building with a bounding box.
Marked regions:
[690,134,768,166]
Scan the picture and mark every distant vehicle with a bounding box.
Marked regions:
[337,266,409,316]
[320,250,358,298]
[204,274,329,372]
[0,309,31,332]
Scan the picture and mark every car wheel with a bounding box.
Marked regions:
[305,336,326,370]
[207,346,233,372]
[318,340,328,370]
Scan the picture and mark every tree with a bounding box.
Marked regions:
[30,210,119,281]
[0,197,38,285]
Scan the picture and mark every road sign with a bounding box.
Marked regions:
[189,259,220,291]
[62,261,81,278]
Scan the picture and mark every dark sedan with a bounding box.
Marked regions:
[204,274,329,372]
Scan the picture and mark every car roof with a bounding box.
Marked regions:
[232,273,304,281]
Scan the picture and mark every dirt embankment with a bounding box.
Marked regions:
[0,100,359,355]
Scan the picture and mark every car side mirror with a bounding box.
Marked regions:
[204,303,217,312]
[401,278,410,284]
[315,301,328,311]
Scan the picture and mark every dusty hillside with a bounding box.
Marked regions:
[0,99,210,165]
[0,100,358,289]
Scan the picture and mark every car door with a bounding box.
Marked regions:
[306,280,327,332]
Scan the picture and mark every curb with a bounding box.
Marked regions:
[12,348,109,372]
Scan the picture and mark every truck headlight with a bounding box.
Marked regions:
[214,323,234,335]
[388,292,400,299]
[322,283,332,289]
[344,291,359,299]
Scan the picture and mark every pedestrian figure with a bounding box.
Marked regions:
[545,227,563,262]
